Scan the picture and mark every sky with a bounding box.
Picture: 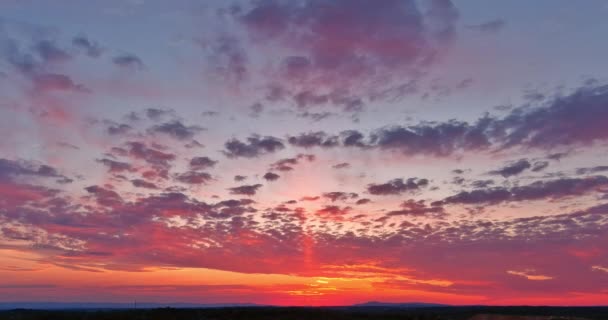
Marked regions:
[0,0,607,306]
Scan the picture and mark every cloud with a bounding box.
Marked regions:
[231,0,459,105]
[0,32,88,93]
[368,120,491,157]
[436,176,608,206]
[471,179,494,188]
[297,111,333,122]
[248,102,264,118]
[228,184,263,196]
[316,205,351,217]
[0,158,70,184]
[531,161,549,172]
[96,158,134,173]
[33,40,72,63]
[174,171,213,185]
[488,159,531,178]
[269,154,315,171]
[189,157,218,170]
[144,108,174,121]
[577,166,608,175]
[507,270,553,281]
[85,185,123,207]
[263,172,280,181]
[386,200,445,218]
[332,162,350,169]
[125,142,176,168]
[223,135,285,158]
[131,179,158,189]
[280,82,608,157]
[72,35,103,58]
[322,192,358,202]
[106,122,132,136]
[355,198,371,205]
[112,53,144,69]
[287,131,339,148]
[367,178,429,195]
[495,83,608,150]
[148,121,204,141]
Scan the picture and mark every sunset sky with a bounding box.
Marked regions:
[1,0,608,306]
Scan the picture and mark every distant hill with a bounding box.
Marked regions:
[0,302,262,310]
[352,301,449,308]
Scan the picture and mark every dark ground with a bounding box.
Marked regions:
[1,306,607,320]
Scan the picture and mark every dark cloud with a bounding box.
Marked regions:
[322,192,358,202]
[291,90,364,111]
[297,111,333,122]
[106,123,132,136]
[223,135,284,158]
[174,171,213,185]
[436,176,608,206]
[287,131,339,148]
[228,184,263,196]
[452,176,465,185]
[189,156,217,170]
[471,179,494,188]
[576,166,608,175]
[145,108,174,121]
[531,161,550,172]
[494,83,608,150]
[96,158,133,173]
[72,35,103,58]
[33,40,71,63]
[367,178,429,195]
[131,179,158,189]
[369,119,491,157]
[148,120,204,141]
[184,140,205,149]
[269,154,315,171]
[234,175,247,182]
[341,130,367,147]
[283,83,608,157]
[0,158,68,184]
[125,142,175,168]
[332,162,350,169]
[386,200,445,218]
[263,172,280,181]
[84,185,123,207]
[112,54,144,69]
[355,198,371,205]
[316,205,351,218]
[488,159,531,178]
[547,152,570,161]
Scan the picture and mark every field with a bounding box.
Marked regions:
[1,306,607,320]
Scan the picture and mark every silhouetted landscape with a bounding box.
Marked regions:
[1,305,608,320]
